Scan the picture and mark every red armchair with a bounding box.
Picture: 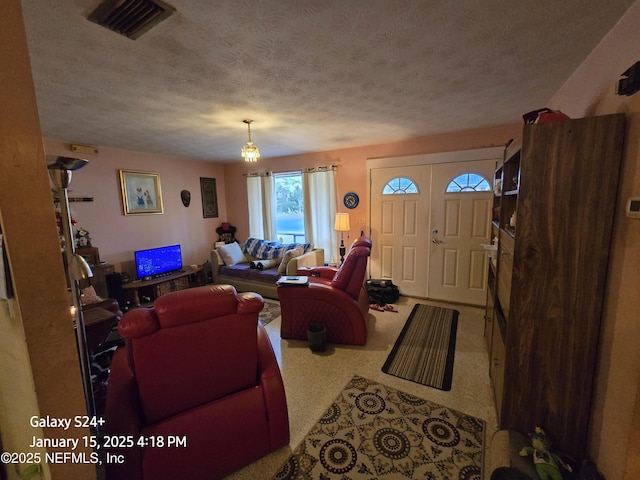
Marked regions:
[104,285,290,480]
[279,237,371,346]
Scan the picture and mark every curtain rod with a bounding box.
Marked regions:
[244,165,339,177]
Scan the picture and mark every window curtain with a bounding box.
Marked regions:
[246,174,276,240]
[303,167,338,264]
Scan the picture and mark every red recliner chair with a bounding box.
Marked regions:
[278,236,371,346]
[104,285,290,480]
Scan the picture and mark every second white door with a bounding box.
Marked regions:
[428,161,494,305]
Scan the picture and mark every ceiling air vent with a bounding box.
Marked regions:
[88,0,175,40]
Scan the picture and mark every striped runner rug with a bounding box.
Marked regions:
[382,304,458,391]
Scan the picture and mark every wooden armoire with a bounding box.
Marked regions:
[484,113,625,456]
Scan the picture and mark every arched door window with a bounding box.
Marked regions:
[382,177,419,195]
[446,173,491,192]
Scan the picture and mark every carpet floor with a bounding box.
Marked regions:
[272,374,484,479]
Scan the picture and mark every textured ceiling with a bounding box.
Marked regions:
[20,0,635,162]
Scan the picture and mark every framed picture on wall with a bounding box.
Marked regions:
[119,170,164,215]
[200,177,218,218]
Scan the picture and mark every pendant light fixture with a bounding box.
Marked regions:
[241,119,260,162]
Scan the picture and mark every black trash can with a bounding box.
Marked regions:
[307,324,327,352]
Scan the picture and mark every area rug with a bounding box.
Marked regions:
[260,301,281,326]
[272,375,484,480]
[382,304,458,391]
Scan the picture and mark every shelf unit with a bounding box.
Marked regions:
[121,267,203,307]
[484,114,625,457]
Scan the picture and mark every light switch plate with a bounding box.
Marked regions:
[626,197,640,219]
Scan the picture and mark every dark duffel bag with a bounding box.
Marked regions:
[365,279,400,304]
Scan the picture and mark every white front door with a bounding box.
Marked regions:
[369,157,496,305]
[428,160,494,305]
[370,166,430,298]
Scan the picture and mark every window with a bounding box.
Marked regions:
[274,172,305,243]
[446,173,491,192]
[382,177,418,195]
[247,167,337,264]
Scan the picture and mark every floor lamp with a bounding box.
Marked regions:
[334,212,351,265]
[48,156,96,418]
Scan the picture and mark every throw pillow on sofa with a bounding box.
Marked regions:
[250,259,281,270]
[244,237,312,260]
[217,242,246,266]
[244,237,281,259]
[278,247,303,275]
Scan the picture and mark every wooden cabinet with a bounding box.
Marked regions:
[490,315,505,416]
[496,231,513,319]
[486,114,625,457]
[484,264,496,354]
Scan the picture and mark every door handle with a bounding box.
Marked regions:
[431,239,444,244]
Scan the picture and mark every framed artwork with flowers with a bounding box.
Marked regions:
[119,170,164,215]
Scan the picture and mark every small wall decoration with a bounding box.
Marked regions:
[343,192,359,209]
[200,177,218,218]
[119,170,164,215]
[180,189,191,207]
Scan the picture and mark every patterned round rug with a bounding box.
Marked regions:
[273,375,485,479]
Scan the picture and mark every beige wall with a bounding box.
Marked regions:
[223,124,522,243]
[0,1,95,479]
[43,140,228,275]
[549,2,640,478]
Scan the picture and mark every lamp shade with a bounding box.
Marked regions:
[47,156,89,171]
[68,253,94,281]
[334,213,350,232]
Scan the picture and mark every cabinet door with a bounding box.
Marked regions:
[501,114,625,456]
[496,230,514,319]
[490,316,505,416]
[484,268,496,354]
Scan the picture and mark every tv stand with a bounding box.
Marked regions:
[123,266,203,307]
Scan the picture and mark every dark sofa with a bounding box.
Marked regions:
[211,238,325,299]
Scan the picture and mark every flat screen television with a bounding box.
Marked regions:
[134,244,182,279]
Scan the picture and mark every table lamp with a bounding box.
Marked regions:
[334,212,351,264]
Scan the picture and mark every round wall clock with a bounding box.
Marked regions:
[343,192,359,209]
